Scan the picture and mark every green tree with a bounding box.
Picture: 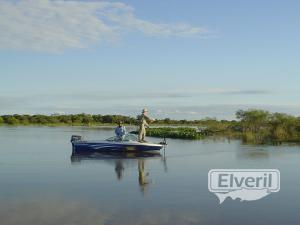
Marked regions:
[163,118,171,124]
[236,109,270,132]
[269,113,296,140]
[102,115,113,123]
[3,116,19,125]
[82,114,94,126]
[92,114,103,123]
[57,115,72,124]
[19,114,30,125]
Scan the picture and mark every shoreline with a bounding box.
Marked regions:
[2,109,300,144]
[2,124,300,145]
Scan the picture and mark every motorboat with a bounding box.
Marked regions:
[71,134,166,154]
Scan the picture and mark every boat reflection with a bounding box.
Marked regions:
[70,151,167,194]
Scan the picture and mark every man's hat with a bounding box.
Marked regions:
[142,108,148,113]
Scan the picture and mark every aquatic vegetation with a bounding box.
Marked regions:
[132,127,204,139]
[237,110,300,144]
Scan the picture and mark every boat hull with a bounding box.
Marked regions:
[72,141,163,154]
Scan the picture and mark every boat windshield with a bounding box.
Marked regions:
[106,134,138,142]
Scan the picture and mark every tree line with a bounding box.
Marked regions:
[0,113,236,126]
[1,110,300,143]
[0,114,137,126]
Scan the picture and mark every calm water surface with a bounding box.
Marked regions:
[0,126,299,225]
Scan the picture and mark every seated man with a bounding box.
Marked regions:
[115,121,126,141]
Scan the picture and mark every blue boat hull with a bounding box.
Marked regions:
[72,142,163,154]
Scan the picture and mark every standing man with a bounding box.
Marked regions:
[138,108,154,142]
[115,121,126,141]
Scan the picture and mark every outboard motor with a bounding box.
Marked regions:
[159,138,167,145]
[71,135,82,143]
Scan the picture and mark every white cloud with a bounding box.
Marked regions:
[200,88,270,95]
[0,0,208,52]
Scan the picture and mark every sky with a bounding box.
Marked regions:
[1,0,300,119]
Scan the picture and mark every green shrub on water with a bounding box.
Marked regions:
[242,131,256,143]
[242,129,271,144]
[138,127,203,140]
[272,126,288,141]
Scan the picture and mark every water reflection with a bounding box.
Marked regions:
[236,147,270,160]
[138,159,150,194]
[70,151,166,194]
[115,159,124,180]
[0,199,205,225]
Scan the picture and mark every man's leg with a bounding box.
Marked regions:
[138,128,143,142]
[143,130,146,142]
[139,128,146,142]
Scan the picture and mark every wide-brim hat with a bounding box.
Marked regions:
[142,108,148,113]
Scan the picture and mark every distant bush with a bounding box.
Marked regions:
[2,115,19,125]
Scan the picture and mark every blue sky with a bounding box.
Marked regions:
[1,0,300,119]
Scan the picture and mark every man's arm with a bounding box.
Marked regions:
[144,115,154,123]
[144,121,149,128]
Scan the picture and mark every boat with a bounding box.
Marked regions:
[71,134,166,154]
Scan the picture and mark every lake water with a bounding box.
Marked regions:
[0,126,299,225]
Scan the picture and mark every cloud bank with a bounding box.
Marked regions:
[0,0,208,52]
[0,87,277,118]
